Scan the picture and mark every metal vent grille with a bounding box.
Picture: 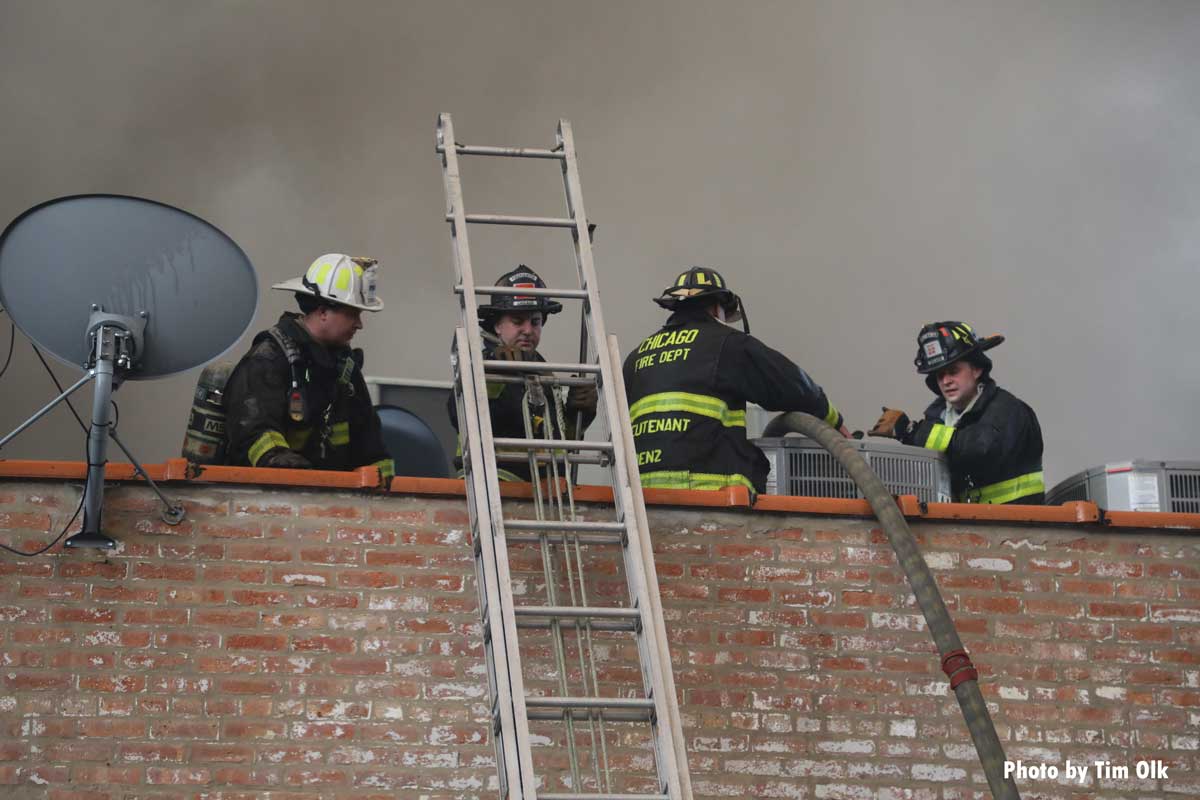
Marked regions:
[1169,471,1200,514]
[871,454,944,499]
[786,449,857,499]
[757,436,950,503]
[1045,481,1089,505]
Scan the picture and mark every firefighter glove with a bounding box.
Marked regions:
[259,448,313,470]
[565,383,598,415]
[869,407,912,440]
[494,344,537,362]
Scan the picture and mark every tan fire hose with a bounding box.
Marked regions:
[762,412,1020,800]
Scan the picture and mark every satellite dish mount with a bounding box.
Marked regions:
[0,194,259,551]
[0,304,185,549]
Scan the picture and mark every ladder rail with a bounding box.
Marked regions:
[440,111,539,796]
[606,334,693,800]
[558,119,689,800]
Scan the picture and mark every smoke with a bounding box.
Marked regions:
[2,0,1198,485]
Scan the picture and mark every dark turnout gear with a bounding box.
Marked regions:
[224,313,394,480]
[901,379,1044,504]
[622,307,843,494]
[447,333,596,483]
[476,266,562,330]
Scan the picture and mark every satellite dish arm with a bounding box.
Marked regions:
[0,371,94,450]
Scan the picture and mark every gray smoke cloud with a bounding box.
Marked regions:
[2,0,1198,489]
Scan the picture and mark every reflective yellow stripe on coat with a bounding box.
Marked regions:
[629,392,746,428]
[330,421,351,446]
[823,402,841,428]
[962,471,1045,504]
[924,424,954,452]
[249,431,290,466]
[640,470,756,493]
[286,428,312,451]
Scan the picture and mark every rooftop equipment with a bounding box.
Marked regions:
[1045,460,1200,513]
[754,435,951,502]
[0,194,258,548]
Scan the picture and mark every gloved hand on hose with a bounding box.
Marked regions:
[869,407,912,441]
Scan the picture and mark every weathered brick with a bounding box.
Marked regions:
[0,477,1196,798]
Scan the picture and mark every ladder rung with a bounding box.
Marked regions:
[503,519,626,533]
[516,619,636,632]
[451,213,577,228]
[492,452,608,465]
[514,605,639,632]
[436,143,565,160]
[456,284,588,299]
[526,707,653,722]
[525,695,655,721]
[526,696,654,711]
[539,794,670,800]
[505,531,623,545]
[514,605,639,620]
[477,374,595,387]
[493,437,613,452]
[483,359,601,374]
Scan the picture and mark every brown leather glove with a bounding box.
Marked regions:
[868,407,911,440]
[493,344,537,362]
[565,384,598,415]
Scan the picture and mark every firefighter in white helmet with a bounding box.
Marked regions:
[222,254,394,480]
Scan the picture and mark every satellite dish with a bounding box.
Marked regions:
[0,194,257,377]
[0,194,259,548]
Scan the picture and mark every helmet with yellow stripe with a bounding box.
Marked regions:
[272,254,384,312]
[654,266,746,329]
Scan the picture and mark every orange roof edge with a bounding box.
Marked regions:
[2,459,1199,530]
[1101,509,1200,530]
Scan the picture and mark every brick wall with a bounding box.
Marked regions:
[0,478,1197,799]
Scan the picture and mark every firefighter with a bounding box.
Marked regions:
[869,321,1044,504]
[447,266,598,482]
[223,254,395,481]
[622,266,849,495]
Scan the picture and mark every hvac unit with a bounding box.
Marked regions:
[754,436,952,502]
[1044,461,1200,513]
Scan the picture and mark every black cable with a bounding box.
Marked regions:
[0,433,90,557]
[0,322,14,381]
[32,344,88,433]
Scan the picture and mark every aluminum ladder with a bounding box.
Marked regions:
[436,113,692,800]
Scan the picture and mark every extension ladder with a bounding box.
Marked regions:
[436,113,692,800]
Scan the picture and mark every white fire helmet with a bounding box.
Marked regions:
[271,254,384,311]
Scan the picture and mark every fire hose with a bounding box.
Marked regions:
[762,412,1019,800]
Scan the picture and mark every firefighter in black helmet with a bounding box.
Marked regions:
[446,266,598,482]
[869,321,1045,504]
[622,266,849,495]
